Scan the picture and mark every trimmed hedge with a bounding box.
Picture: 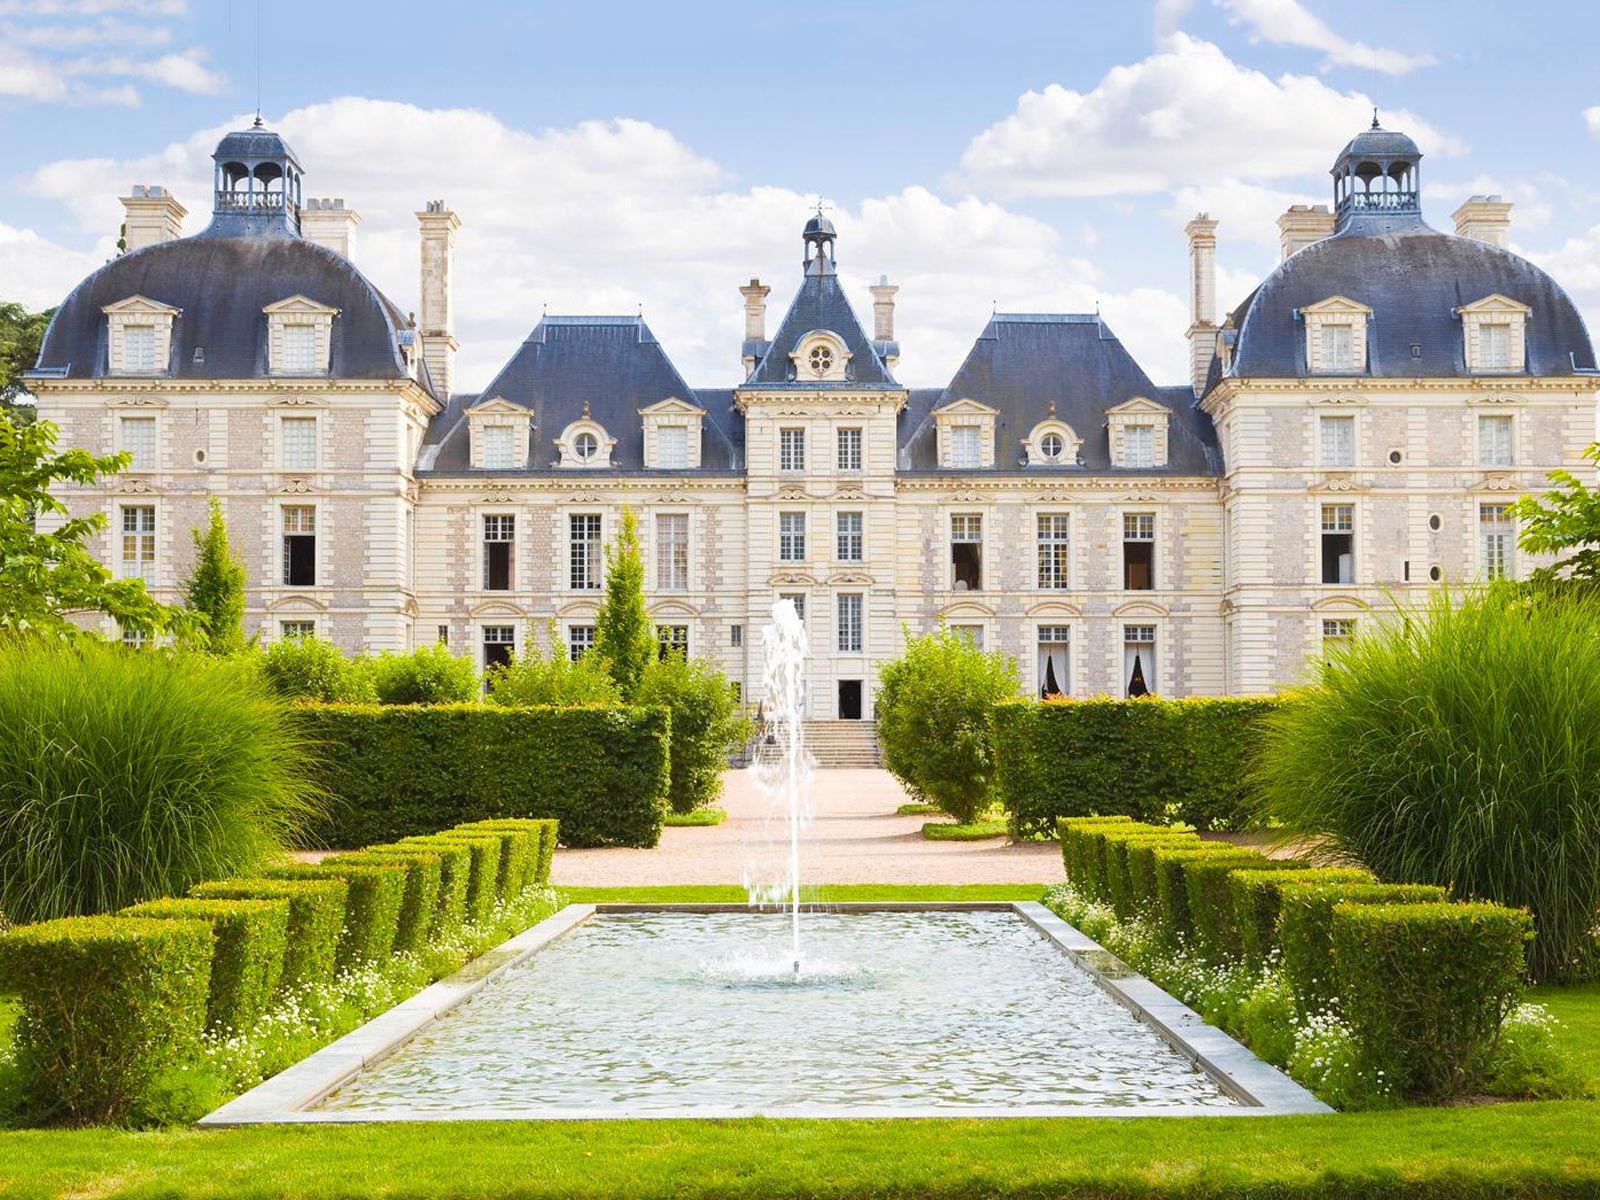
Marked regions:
[1278,881,1450,1011]
[996,697,1281,836]
[450,825,533,897]
[399,835,501,925]
[190,877,346,991]
[326,851,442,953]
[295,704,670,849]
[1226,867,1375,965]
[1150,846,1266,945]
[455,819,559,890]
[1055,816,1140,901]
[1181,857,1312,959]
[1114,833,1203,918]
[120,898,288,1032]
[1333,901,1534,1101]
[0,916,212,1122]
[265,862,405,969]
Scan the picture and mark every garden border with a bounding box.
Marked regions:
[198,901,1328,1125]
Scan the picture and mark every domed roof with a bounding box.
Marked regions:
[35,233,416,384]
[213,124,303,166]
[1226,224,1596,379]
[1335,124,1421,165]
[803,213,836,240]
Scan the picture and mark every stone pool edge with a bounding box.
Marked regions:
[197,901,1330,1126]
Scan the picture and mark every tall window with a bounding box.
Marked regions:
[837,593,863,653]
[570,514,601,590]
[656,513,689,591]
[1037,514,1070,590]
[1320,504,1354,585]
[779,592,807,622]
[121,506,155,581]
[950,426,981,468]
[567,625,596,662]
[1319,415,1355,468]
[1123,512,1155,590]
[836,511,863,562]
[1123,424,1156,469]
[779,512,806,562]
[1124,625,1155,697]
[1480,323,1512,370]
[280,323,318,373]
[282,506,316,586]
[483,625,515,671]
[120,416,157,470]
[123,324,157,373]
[1037,625,1070,699]
[837,427,863,472]
[951,514,982,591]
[481,425,515,470]
[1478,415,1514,467]
[483,515,514,591]
[1321,323,1355,371]
[280,416,318,470]
[779,427,806,472]
[1321,618,1356,656]
[1480,503,1514,580]
[657,624,689,660]
[658,425,688,469]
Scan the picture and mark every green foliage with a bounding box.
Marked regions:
[1150,846,1264,946]
[258,635,374,703]
[452,820,554,894]
[1114,833,1201,918]
[1054,815,1140,902]
[921,819,1008,841]
[1227,868,1376,965]
[0,640,322,924]
[593,507,653,700]
[876,625,1022,824]
[635,653,749,813]
[293,704,669,849]
[363,842,469,938]
[995,696,1280,837]
[325,851,442,953]
[119,899,288,1034]
[1481,1002,1590,1100]
[0,413,196,639]
[181,498,247,655]
[1253,585,1600,982]
[190,878,346,992]
[406,834,501,923]
[487,621,620,706]
[0,301,51,415]
[361,643,477,706]
[1278,882,1450,1012]
[264,862,404,969]
[1512,442,1600,584]
[0,915,212,1123]
[664,807,726,827]
[1333,901,1533,1101]
[1182,858,1309,960]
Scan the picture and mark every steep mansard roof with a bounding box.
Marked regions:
[746,265,899,387]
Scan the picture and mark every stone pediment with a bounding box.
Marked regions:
[1104,396,1167,417]
[933,398,1000,418]
[262,294,339,317]
[467,396,528,418]
[638,397,705,417]
[827,571,875,586]
[1458,293,1531,316]
[102,294,178,317]
[1300,295,1372,317]
[1473,473,1520,492]
[279,476,316,494]
[768,571,819,587]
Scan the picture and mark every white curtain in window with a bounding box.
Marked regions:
[123,324,156,372]
[1123,424,1155,468]
[481,425,514,469]
[950,426,981,468]
[658,425,688,469]
[1037,627,1069,699]
[1319,416,1354,467]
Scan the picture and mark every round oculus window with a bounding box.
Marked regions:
[1040,433,1064,461]
[1429,565,1442,582]
[1428,514,1442,532]
[807,345,833,376]
[574,431,599,461]
[1388,449,1403,465]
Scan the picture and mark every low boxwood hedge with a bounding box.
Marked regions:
[1181,857,1309,960]
[1111,832,1201,918]
[0,915,213,1123]
[1333,901,1534,1101]
[1055,816,1139,900]
[1226,867,1375,965]
[326,850,442,954]
[1150,846,1266,945]
[265,862,405,969]
[370,842,471,937]
[190,877,346,991]
[449,824,535,897]
[399,835,500,925]
[119,898,288,1032]
[1278,881,1450,1011]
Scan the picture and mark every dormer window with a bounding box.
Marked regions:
[557,414,615,468]
[790,331,850,382]
[103,295,178,376]
[124,325,156,371]
[808,344,834,376]
[951,426,980,468]
[1301,296,1372,375]
[1040,433,1063,461]
[1321,324,1355,371]
[1458,296,1529,373]
[574,432,598,461]
[280,324,317,372]
[1023,419,1081,467]
[639,398,705,469]
[1123,425,1156,468]
[932,399,998,470]
[1106,397,1170,469]
[264,296,337,376]
[466,397,532,471]
[482,426,515,469]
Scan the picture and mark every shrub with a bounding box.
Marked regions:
[258,635,373,703]
[120,898,288,1033]
[1227,868,1375,965]
[1182,858,1310,961]
[0,640,322,925]
[294,704,669,849]
[0,915,212,1123]
[487,624,621,706]
[1277,881,1449,1012]
[593,507,654,699]
[325,851,442,953]
[452,821,557,894]
[634,654,750,814]
[400,835,500,925]
[265,862,404,968]
[364,842,470,938]
[1111,831,1201,918]
[1150,846,1266,945]
[190,878,346,991]
[1333,901,1533,1101]
[1252,585,1600,982]
[876,626,1021,824]
[995,696,1281,837]
[361,643,478,706]
[1055,816,1137,898]
[182,497,248,655]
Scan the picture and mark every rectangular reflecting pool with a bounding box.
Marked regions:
[201,903,1330,1123]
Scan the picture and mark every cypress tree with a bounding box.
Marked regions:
[593,506,654,699]
[183,497,248,655]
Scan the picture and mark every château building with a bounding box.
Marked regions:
[28,118,1598,713]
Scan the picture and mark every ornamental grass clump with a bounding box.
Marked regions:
[1252,585,1600,982]
[0,640,322,925]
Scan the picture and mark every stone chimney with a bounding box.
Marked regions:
[870,275,898,341]
[739,278,770,375]
[301,197,361,259]
[416,200,461,398]
[1452,194,1512,248]
[1185,214,1220,396]
[119,184,186,252]
[1277,204,1334,261]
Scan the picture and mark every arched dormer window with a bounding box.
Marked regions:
[1023,419,1081,466]
[790,331,850,382]
[557,414,616,468]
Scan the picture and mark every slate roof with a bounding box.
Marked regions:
[900,314,1221,475]
[746,267,899,387]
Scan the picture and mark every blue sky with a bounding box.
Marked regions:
[5,0,1600,390]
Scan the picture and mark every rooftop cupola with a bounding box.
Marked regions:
[802,208,836,275]
[1331,112,1424,235]
[204,118,304,239]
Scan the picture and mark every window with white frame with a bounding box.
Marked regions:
[1123,512,1155,591]
[730,624,743,648]
[836,511,863,562]
[483,515,514,591]
[837,593,863,653]
[1037,513,1070,590]
[570,514,602,590]
[779,592,807,622]
[119,416,157,470]
[779,512,806,562]
[121,623,149,649]
[950,425,981,469]
[1320,323,1355,371]
[1122,424,1156,469]
[1319,414,1355,468]
[837,427,863,472]
[279,323,318,373]
[483,625,515,671]
[567,625,596,662]
[121,506,155,581]
[657,425,689,469]
[1479,323,1512,370]
[1321,618,1356,655]
[951,513,982,591]
[281,620,316,640]
[122,324,158,373]
[779,428,806,472]
[656,624,689,660]
[950,624,984,650]
[573,431,600,463]
[282,506,316,586]
[1480,503,1514,580]
[280,416,318,470]
[1124,624,1155,697]
[1037,625,1070,699]
[481,425,515,470]
[656,513,689,591]
[1478,414,1514,468]
[1320,504,1354,585]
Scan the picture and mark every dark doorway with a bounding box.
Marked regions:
[838,679,863,720]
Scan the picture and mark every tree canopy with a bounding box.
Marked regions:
[0,301,53,423]
[183,497,248,654]
[1513,443,1600,586]
[593,506,655,699]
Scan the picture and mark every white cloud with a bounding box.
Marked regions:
[1169,178,1323,244]
[69,49,223,94]
[1584,106,1600,139]
[0,1,186,14]
[1217,0,1435,75]
[1154,0,1194,38]
[955,33,1459,198]
[0,14,170,48]
[0,219,108,310]
[1428,174,1554,233]
[0,1,218,104]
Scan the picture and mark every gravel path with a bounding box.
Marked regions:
[550,768,1064,886]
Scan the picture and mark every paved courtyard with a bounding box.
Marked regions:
[551,768,1064,886]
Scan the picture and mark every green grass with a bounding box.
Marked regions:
[557,884,1048,905]
[922,820,1008,841]
[1532,979,1600,1089]
[662,808,726,827]
[894,802,939,816]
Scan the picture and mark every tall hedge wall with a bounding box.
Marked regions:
[296,704,670,849]
[994,696,1282,837]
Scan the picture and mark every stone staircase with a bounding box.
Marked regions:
[802,720,882,768]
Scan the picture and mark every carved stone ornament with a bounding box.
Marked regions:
[1309,392,1368,406]
[116,478,155,494]
[1477,474,1519,492]
[563,492,604,505]
[1311,474,1368,493]
[776,484,810,501]
[278,476,316,494]
[479,491,518,504]
[110,396,169,408]
[945,489,986,503]
[267,394,327,407]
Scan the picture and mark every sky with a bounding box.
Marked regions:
[4,0,1600,392]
